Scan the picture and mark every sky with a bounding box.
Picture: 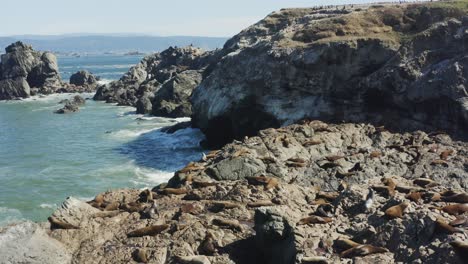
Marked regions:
[1,0,388,37]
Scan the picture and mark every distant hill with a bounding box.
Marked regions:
[0,34,228,54]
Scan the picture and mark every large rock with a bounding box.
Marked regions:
[94,46,218,116]
[69,70,98,86]
[0,41,62,99]
[191,4,468,147]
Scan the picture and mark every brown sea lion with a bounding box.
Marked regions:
[303,140,322,147]
[298,215,332,225]
[127,224,169,237]
[212,218,243,232]
[265,177,279,190]
[430,159,449,167]
[334,238,361,251]
[159,187,188,195]
[340,245,388,258]
[442,204,468,215]
[413,178,438,188]
[48,216,79,230]
[174,255,210,264]
[442,193,468,203]
[104,201,120,211]
[434,218,460,235]
[247,200,275,208]
[326,155,345,162]
[317,192,339,201]
[369,151,382,158]
[385,201,410,219]
[211,201,240,210]
[405,192,422,203]
[440,149,454,160]
[301,256,328,264]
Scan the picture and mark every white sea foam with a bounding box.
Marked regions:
[108,128,159,141]
[97,79,113,85]
[61,64,134,70]
[39,203,57,209]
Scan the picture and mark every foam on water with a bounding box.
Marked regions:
[0,92,205,225]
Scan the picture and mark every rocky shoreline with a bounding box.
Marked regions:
[2,121,467,263]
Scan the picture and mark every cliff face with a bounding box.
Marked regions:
[94,46,218,117]
[0,42,62,100]
[191,2,468,147]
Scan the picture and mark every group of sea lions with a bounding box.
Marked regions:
[45,121,467,263]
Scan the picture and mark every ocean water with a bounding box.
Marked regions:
[58,54,145,83]
[0,56,205,225]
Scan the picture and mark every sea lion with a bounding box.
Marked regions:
[298,215,332,225]
[205,150,221,160]
[385,201,410,219]
[159,187,188,195]
[174,255,210,264]
[104,201,120,211]
[372,185,395,197]
[132,249,149,263]
[311,198,331,206]
[317,192,339,201]
[140,200,158,219]
[212,218,243,232]
[127,224,169,237]
[198,232,217,256]
[92,210,120,218]
[281,135,291,148]
[434,218,460,235]
[48,216,79,230]
[440,149,454,160]
[334,238,361,251]
[179,162,205,174]
[286,158,307,167]
[449,215,468,227]
[326,155,345,162]
[303,140,322,147]
[413,178,438,188]
[405,192,422,203]
[340,245,388,258]
[442,204,468,215]
[450,241,468,262]
[442,193,468,203]
[247,200,275,208]
[210,201,240,211]
[369,151,382,158]
[265,177,279,190]
[301,256,328,264]
[192,180,217,188]
[231,148,250,158]
[382,178,396,190]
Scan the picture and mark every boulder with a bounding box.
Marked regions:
[54,95,85,114]
[191,4,468,147]
[69,70,97,86]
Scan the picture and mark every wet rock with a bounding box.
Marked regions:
[69,70,98,86]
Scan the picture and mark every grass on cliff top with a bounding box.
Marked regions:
[274,0,467,48]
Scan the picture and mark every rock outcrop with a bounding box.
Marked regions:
[191,2,468,147]
[0,41,61,100]
[94,46,217,117]
[69,70,98,87]
[0,42,98,100]
[54,95,86,114]
[16,120,467,264]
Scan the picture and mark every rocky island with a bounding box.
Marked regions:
[1,1,467,264]
[0,42,98,100]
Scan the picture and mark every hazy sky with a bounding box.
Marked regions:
[1,0,385,37]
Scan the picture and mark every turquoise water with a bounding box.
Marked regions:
[0,94,204,225]
[58,54,145,82]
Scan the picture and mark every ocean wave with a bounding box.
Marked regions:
[97,79,113,85]
[9,93,95,104]
[108,128,159,141]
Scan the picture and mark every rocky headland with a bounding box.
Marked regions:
[93,46,218,118]
[1,1,467,264]
[0,42,98,100]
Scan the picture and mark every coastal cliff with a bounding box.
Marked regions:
[191,2,468,147]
